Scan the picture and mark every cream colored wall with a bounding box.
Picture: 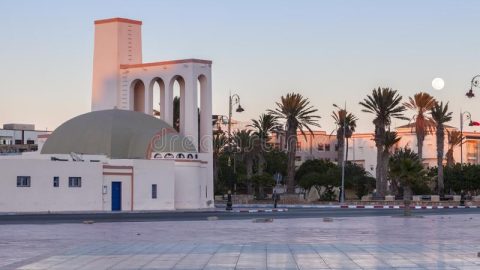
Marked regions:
[174,161,209,209]
[91,19,142,111]
[132,159,176,211]
[0,159,103,212]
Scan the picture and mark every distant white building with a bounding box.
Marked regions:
[270,124,480,176]
[347,124,480,176]
[0,124,49,154]
[0,18,214,212]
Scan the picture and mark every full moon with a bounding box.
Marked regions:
[432,78,445,90]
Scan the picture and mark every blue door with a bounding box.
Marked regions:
[111,182,122,211]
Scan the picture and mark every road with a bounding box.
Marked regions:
[1,207,479,224]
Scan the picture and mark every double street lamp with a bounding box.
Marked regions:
[333,102,347,204]
[227,93,244,194]
[460,74,480,166]
[466,75,480,98]
[228,93,244,140]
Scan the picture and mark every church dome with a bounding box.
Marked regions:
[41,109,196,159]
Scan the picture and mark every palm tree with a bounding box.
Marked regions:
[403,92,436,159]
[389,147,426,216]
[250,113,279,142]
[173,96,180,132]
[233,129,257,194]
[359,87,407,196]
[248,113,279,175]
[213,133,227,189]
[446,130,464,167]
[268,93,321,193]
[331,109,358,166]
[383,131,400,194]
[430,102,452,195]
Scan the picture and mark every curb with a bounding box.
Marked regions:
[340,205,478,209]
[216,204,479,210]
[230,209,289,213]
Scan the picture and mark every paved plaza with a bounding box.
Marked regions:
[1,214,480,269]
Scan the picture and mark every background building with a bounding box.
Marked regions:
[0,124,49,155]
[268,124,480,177]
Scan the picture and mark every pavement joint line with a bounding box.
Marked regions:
[105,242,157,269]
[139,242,181,269]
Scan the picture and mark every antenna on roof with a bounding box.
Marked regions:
[70,152,84,162]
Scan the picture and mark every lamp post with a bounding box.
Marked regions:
[333,102,347,204]
[228,93,244,140]
[227,93,244,193]
[460,111,471,168]
[466,75,480,98]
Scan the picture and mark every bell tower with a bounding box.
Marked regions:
[91,18,142,111]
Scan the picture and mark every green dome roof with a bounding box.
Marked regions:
[41,109,196,159]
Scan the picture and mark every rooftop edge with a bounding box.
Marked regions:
[94,18,142,25]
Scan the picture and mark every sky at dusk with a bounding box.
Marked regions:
[1,0,480,133]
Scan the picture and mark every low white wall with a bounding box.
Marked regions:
[198,153,214,208]
[174,161,207,209]
[133,159,176,210]
[0,159,103,212]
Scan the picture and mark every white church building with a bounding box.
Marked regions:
[0,18,214,212]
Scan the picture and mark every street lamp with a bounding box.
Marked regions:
[333,102,347,204]
[466,75,480,98]
[227,93,244,193]
[228,93,244,139]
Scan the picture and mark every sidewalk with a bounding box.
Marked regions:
[3,214,480,269]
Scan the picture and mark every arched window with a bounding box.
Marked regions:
[150,78,165,118]
[170,76,185,132]
[130,79,145,113]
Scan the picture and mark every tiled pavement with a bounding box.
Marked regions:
[1,214,480,269]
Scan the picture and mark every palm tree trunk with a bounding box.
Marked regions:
[246,158,253,194]
[382,151,390,194]
[403,185,412,216]
[446,149,454,167]
[286,125,297,194]
[417,133,424,161]
[374,126,386,197]
[437,127,445,196]
[257,153,265,175]
[376,147,384,196]
[337,133,344,166]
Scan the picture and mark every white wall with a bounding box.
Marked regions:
[132,159,176,211]
[198,153,214,208]
[0,159,103,212]
[174,161,208,209]
[92,19,142,111]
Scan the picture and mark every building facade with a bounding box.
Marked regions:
[0,18,214,213]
